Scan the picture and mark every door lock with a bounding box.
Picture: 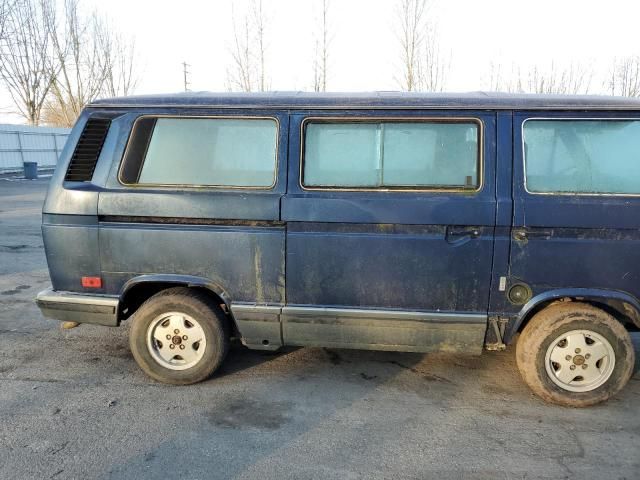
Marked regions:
[513,229,527,241]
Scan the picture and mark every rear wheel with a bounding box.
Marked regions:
[129,287,229,385]
[516,302,634,407]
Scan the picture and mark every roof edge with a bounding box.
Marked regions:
[87,91,640,110]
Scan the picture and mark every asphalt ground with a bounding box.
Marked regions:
[0,177,638,479]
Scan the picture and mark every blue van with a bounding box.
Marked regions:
[36,92,640,406]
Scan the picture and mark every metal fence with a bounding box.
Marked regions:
[0,124,71,172]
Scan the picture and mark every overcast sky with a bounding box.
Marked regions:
[1,0,639,124]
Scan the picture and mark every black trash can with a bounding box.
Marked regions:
[23,162,38,180]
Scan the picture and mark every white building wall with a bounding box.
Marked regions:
[0,124,71,171]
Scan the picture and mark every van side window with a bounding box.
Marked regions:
[121,117,278,188]
[524,119,640,194]
[302,120,480,190]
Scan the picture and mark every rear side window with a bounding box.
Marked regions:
[302,120,481,190]
[524,119,640,194]
[121,117,278,188]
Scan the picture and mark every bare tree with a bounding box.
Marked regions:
[98,29,138,97]
[227,0,269,92]
[486,61,507,92]
[394,0,448,92]
[313,0,330,92]
[525,62,592,95]
[0,0,14,41]
[228,9,252,92]
[44,1,109,127]
[42,0,138,127]
[486,62,533,93]
[419,22,448,92]
[253,0,267,92]
[0,0,56,125]
[608,56,640,97]
[486,61,592,94]
[395,0,425,91]
[0,0,6,36]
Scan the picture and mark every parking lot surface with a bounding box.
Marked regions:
[0,177,639,480]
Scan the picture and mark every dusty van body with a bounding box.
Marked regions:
[36,92,639,406]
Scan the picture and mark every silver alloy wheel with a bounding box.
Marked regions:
[544,329,615,393]
[146,312,207,371]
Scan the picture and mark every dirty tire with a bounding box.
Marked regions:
[129,287,229,385]
[516,302,634,407]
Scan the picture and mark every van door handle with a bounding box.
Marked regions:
[445,226,480,244]
[513,228,553,241]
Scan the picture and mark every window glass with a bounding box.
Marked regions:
[137,118,278,187]
[303,124,380,187]
[524,120,640,194]
[303,121,479,189]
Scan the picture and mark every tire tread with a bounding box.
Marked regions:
[516,302,634,407]
[129,287,229,385]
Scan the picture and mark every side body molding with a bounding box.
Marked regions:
[230,304,488,354]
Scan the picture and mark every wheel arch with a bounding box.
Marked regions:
[118,274,238,333]
[505,288,640,344]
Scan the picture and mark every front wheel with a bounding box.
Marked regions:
[516,302,634,407]
[129,287,229,385]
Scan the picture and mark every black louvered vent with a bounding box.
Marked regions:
[64,118,112,182]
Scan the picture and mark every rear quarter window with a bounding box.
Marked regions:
[120,116,278,188]
[524,119,640,195]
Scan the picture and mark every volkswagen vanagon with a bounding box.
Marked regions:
[36,92,640,406]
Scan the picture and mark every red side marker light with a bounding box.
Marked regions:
[82,276,102,288]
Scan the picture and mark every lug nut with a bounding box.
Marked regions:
[182,335,188,340]
[565,355,572,361]
[179,344,185,350]
[575,348,581,354]
[582,364,588,369]
[166,334,171,340]
[169,344,175,349]
[570,365,576,370]
[174,329,180,334]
